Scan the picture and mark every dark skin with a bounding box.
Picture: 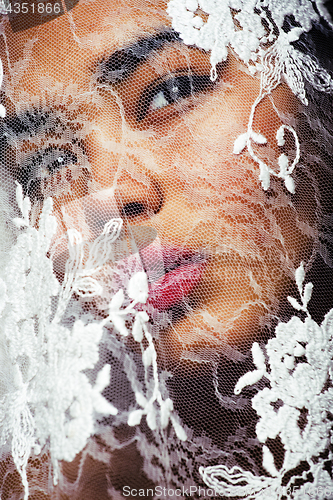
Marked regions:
[0,1,312,497]
[1,0,304,350]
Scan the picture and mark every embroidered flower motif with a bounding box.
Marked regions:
[201,264,333,497]
[0,189,119,498]
[167,0,333,193]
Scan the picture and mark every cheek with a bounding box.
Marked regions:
[157,106,260,201]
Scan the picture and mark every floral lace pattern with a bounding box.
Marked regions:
[167,0,333,193]
[200,263,333,498]
[0,186,187,498]
[0,1,332,498]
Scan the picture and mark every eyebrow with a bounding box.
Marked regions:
[96,28,181,85]
[0,108,80,165]
[1,109,61,142]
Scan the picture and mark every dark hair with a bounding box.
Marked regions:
[291,14,333,323]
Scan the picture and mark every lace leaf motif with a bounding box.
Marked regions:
[201,263,333,498]
[0,186,119,498]
[167,0,333,194]
[0,185,187,498]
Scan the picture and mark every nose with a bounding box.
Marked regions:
[116,171,163,221]
[84,127,163,225]
[50,122,165,277]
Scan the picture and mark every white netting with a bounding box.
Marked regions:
[0,0,333,498]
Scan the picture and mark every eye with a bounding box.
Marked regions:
[136,73,214,122]
[17,146,79,201]
[121,201,147,219]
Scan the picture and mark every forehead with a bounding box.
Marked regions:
[2,0,171,90]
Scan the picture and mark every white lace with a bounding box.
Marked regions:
[0,185,186,499]
[167,0,332,86]
[166,1,333,497]
[200,262,333,498]
[167,0,333,192]
[0,1,332,498]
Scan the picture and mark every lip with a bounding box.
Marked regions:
[139,245,208,311]
[51,225,208,312]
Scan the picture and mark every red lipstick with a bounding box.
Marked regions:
[139,245,207,311]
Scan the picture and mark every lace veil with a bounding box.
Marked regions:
[0,0,333,498]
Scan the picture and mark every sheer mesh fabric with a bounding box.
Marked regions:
[0,1,332,499]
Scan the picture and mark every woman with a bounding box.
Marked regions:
[0,0,332,498]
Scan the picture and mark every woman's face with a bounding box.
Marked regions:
[1,0,307,351]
